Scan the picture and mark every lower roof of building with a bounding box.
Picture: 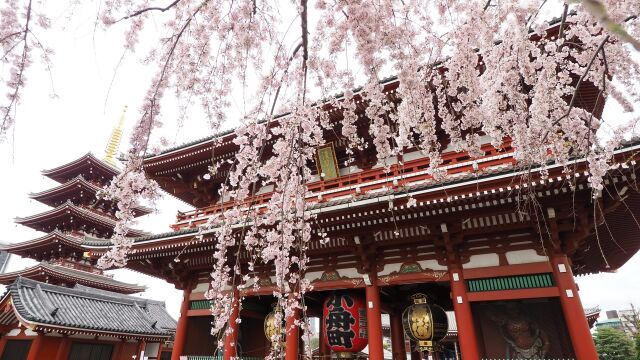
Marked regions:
[0,277,176,339]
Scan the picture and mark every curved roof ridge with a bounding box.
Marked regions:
[0,230,83,251]
[14,200,149,237]
[0,263,146,292]
[15,276,146,303]
[42,152,120,175]
[28,176,153,215]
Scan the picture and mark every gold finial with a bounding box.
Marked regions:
[104,106,127,165]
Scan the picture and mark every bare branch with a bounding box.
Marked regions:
[115,0,182,23]
[547,35,610,131]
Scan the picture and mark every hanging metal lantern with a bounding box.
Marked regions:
[264,304,282,346]
[323,291,368,358]
[402,293,448,352]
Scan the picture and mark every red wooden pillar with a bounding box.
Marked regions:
[0,335,8,358]
[55,335,71,360]
[448,264,480,360]
[223,289,240,360]
[112,339,125,360]
[390,310,407,360]
[156,341,165,360]
[365,274,384,360]
[285,306,301,360]
[409,341,421,360]
[551,254,598,360]
[171,285,193,360]
[25,332,43,360]
[137,340,147,359]
[318,318,329,358]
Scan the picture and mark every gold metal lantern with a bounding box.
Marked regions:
[402,293,448,352]
[264,305,282,346]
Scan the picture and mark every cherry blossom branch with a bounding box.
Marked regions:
[558,3,569,40]
[581,0,640,50]
[547,34,610,132]
[114,0,182,23]
[1,0,33,138]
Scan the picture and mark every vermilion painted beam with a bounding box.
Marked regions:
[378,271,449,286]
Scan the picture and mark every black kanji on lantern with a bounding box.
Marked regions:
[326,294,356,349]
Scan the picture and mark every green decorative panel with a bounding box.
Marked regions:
[467,273,554,292]
[189,300,211,310]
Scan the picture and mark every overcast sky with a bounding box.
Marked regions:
[0,1,638,322]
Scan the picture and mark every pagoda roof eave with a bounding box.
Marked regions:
[0,263,146,294]
[41,153,120,183]
[28,175,153,216]
[0,231,87,254]
[15,200,149,237]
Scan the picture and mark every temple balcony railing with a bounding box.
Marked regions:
[172,141,514,230]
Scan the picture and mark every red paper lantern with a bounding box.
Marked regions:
[322,292,368,356]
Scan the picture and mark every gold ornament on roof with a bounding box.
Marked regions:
[103,106,127,166]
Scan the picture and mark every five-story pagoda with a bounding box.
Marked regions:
[0,127,150,294]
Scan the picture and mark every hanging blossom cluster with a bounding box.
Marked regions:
[1,0,640,356]
[0,0,52,141]
[97,156,161,268]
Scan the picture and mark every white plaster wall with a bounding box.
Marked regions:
[505,249,548,264]
[462,254,500,269]
[402,150,425,162]
[304,271,325,282]
[193,282,209,293]
[145,342,161,357]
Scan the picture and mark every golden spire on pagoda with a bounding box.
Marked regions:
[103,106,127,166]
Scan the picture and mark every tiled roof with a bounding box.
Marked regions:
[28,175,152,215]
[42,153,120,180]
[82,228,199,247]
[14,200,149,238]
[0,231,89,252]
[0,262,146,293]
[6,277,175,338]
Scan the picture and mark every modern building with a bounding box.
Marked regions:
[596,309,638,337]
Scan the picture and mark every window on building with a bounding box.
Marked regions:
[0,339,32,360]
[67,343,113,360]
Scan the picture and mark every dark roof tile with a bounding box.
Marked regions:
[7,277,176,336]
